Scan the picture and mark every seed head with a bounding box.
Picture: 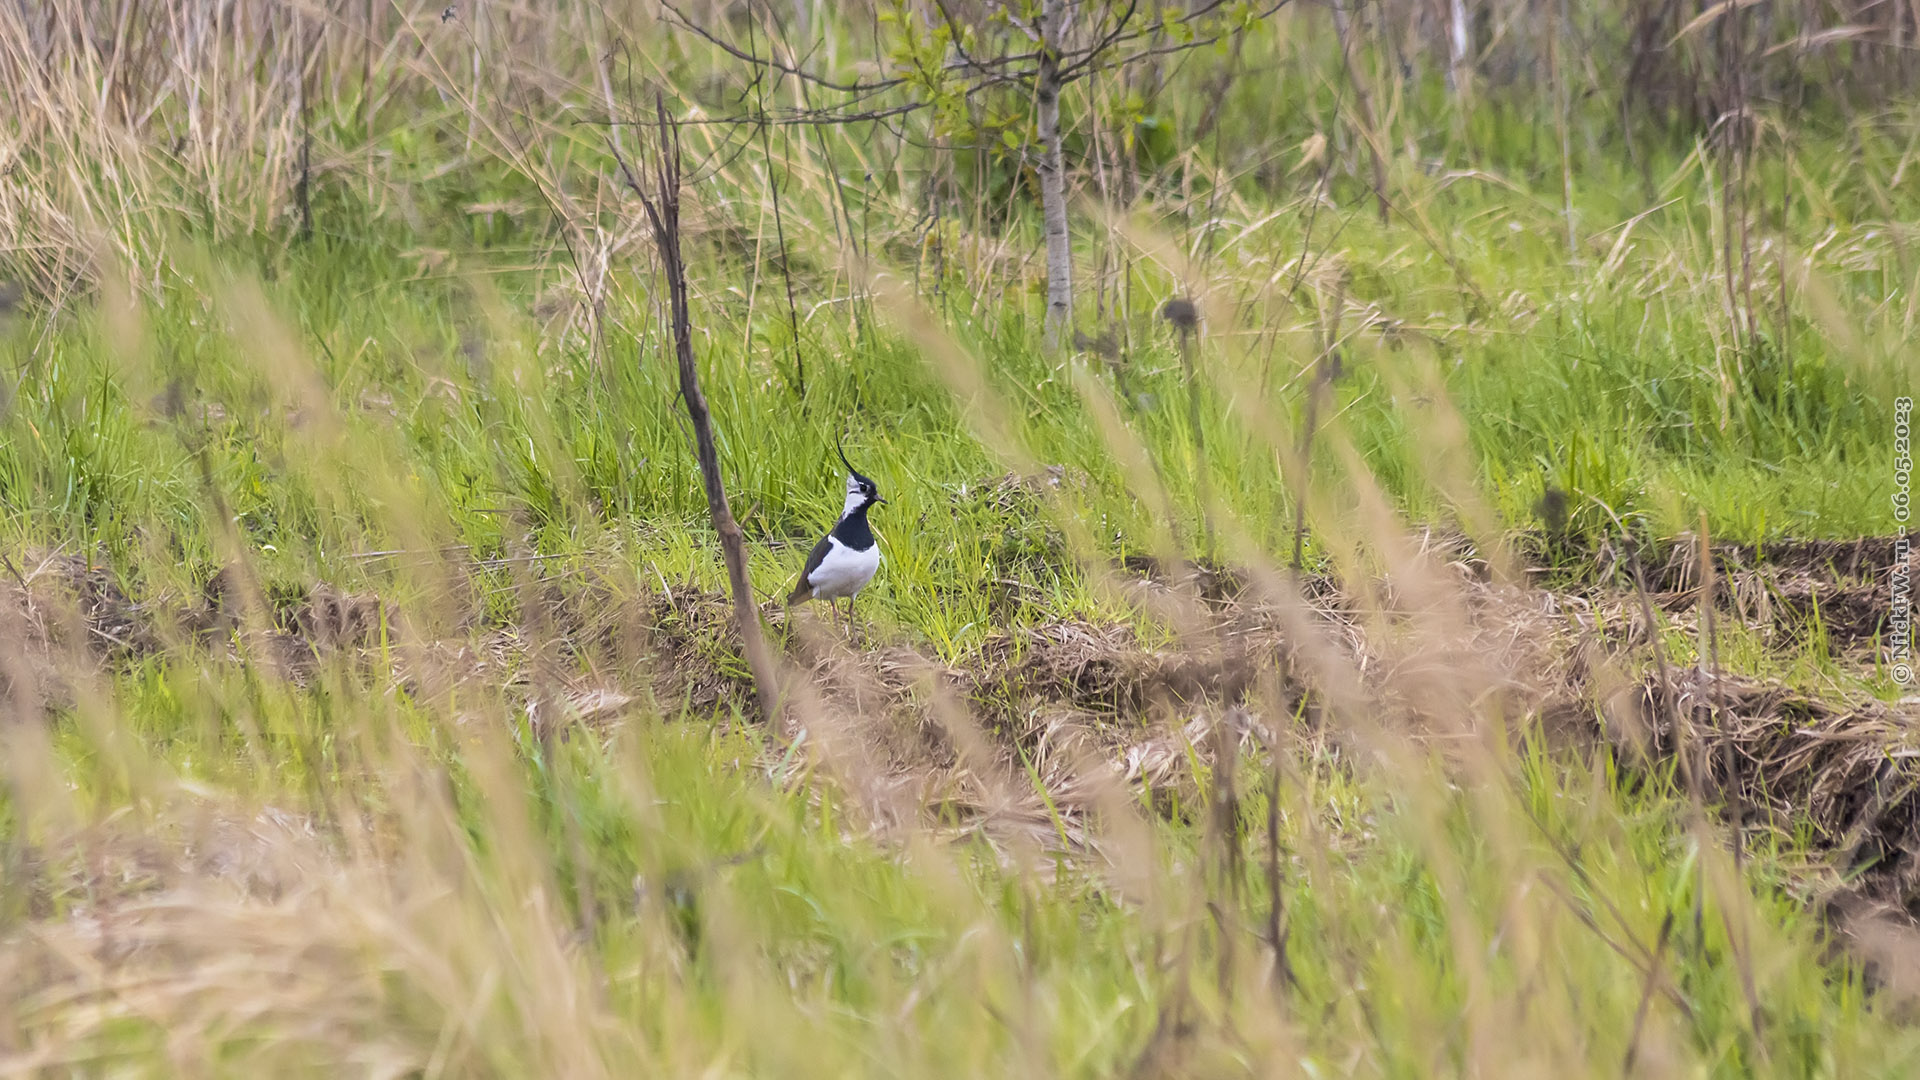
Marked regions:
[1161,297,1199,332]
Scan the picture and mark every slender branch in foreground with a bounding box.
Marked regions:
[615,96,782,727]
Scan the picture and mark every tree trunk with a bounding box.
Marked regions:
[622,97,782,727]
[1036,0,1072,348]
[1446,0,1472,96]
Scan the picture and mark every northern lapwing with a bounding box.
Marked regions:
[787,437,885,627]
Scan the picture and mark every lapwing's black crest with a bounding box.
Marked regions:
[787,435,885,610]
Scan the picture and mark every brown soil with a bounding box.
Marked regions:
[1560,532,1916,654]
[3,536,1916,920]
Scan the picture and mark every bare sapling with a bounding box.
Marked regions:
[1264,743,1295,995]
[1208,709,1245,1000]
[1036,0,1072,348]
[662,0,1271,353]
[1291,279,1347,571]
[1446,0,1473,98]
[617,96,782,726]
[1164,297,1212,557]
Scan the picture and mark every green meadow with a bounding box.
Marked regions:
[1,1,1916,1074]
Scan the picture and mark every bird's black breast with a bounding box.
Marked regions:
[831,507,876,551]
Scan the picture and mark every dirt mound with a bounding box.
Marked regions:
[626,567,1920,915]
[1598,666,1920,911]
[1121,531,1915,656]
[1116,554,1247,604]
[977,619,1263,717]
[7,541,1919,915]
[1644,535,1907,590]
[1625,534,1917,653]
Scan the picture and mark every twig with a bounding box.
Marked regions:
[749,11,806,401]
[1173,313,1210,555]
[1329,0,1390,224]
[660,0,905,94]
[1291,278,1346,570]
[1695,517,1740,864]
[615,96,782,727]
[1209,712,1243,998]
[1264,747,1296,993]
[1626,541,1677,765]
[1697,513,1768,1051]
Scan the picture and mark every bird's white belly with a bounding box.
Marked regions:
[808,538,880,600]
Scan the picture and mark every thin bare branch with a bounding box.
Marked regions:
[660,0,905,94]
[613,96,783,728]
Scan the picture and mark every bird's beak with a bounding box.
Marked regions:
[873,497,888,506]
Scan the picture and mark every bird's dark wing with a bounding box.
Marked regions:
[786,533,833,604]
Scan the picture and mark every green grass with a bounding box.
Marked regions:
[4,260,1909,1070]
[14,657,1919,1076]
[0,205,1903,655]
[2,1,1918,1074]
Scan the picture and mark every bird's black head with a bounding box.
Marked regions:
[837,434,884,512]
